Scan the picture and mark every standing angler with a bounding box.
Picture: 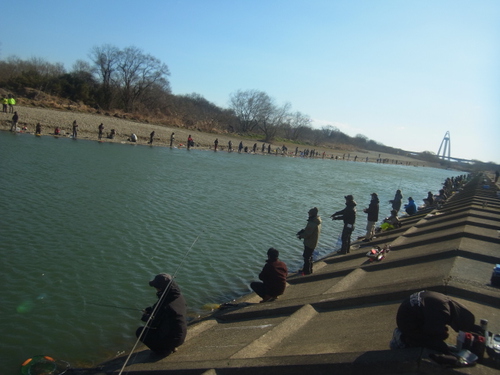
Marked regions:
[390,189,403,213]
[331,195,357,254]
[297,207,322,275]
[363,193,379,242]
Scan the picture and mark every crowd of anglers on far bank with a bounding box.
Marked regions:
[7,110,415,164]
[131,174,473,363]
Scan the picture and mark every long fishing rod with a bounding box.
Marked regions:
[83,301,142,312]
[117,232,204,375]
[21,235,205,375]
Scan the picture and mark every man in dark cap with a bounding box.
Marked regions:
[250,248,288,303]
[391,290,476,353]
[363,193,379,242]
[331,195,357,254]
[297,207,322,275]
[136,273,188,357]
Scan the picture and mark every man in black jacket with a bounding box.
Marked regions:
[136,273,188,357]
[331,195,356,254]
[391,290,476,353]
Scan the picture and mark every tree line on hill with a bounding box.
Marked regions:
[0,44,495,169]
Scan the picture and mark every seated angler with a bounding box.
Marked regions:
[250,248,288,303]
[136,273,188,358]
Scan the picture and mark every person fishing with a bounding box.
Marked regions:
[136,273,187,358]
[250,248,288,303]
[390,189,403,213]
[297,207,322,275]
[362,193,379,242]
[331,195,356,254]
[404,197,417,216]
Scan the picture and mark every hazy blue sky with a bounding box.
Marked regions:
[2,0,499,163]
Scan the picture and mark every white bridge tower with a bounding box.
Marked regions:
[437,131,451,161]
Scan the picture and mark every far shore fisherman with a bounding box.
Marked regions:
[72,120,78,138]
[250,248,288,303]
[98,123,104,140]
[148,131,155,145]
[10,111,19,132]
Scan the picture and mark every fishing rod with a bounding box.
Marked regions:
[83,301,142,312]
[117,232,204,375]
[21,235,205,375]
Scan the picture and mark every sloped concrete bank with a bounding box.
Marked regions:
[96,173,500,375]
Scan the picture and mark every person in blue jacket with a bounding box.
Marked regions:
[404,197,417,216]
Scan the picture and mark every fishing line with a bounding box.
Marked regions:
[117,231,204,375]
[83,301,142,312]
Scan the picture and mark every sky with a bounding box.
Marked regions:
[2,0,499,163]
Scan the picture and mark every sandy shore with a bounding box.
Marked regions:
[1,106,433,166]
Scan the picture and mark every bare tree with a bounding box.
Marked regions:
[283,111,311,140]
[258,101,291,142]
[89,44,120,109]
[229,89,273,133]
[116,46,170,113]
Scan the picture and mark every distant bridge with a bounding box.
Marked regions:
[436,131,474,163]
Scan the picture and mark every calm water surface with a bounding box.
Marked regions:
[0,131,459,373]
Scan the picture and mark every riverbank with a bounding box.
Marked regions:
[1,106,437,167]
[97,172,500,375]
[2,133,461,373]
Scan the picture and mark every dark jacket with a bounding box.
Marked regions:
[143,280,188,350]
[259,259,288,297]
[365,197,379,222]
[391,191,403,211]
[333,201,357,225]
[396,290,475,353]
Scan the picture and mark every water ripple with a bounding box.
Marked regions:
[0,132,459,372]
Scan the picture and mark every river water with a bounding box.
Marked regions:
[0,131,459,373]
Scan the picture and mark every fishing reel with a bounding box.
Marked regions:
[296,229,305,239]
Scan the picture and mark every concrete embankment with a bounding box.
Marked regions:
[97,173,500,375]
